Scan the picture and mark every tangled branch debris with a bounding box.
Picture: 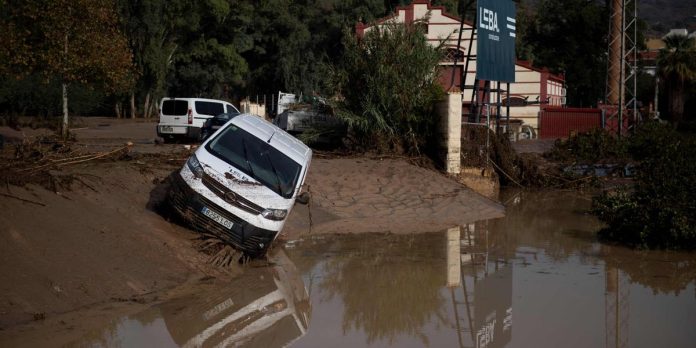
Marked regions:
[461,125,599,189]
[195,233,244,269]
[0,135,132,191]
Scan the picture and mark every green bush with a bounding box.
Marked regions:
[592,124,696,249]
[627,121,679,160]
[330,22,445,155]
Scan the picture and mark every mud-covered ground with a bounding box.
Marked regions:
[0,118,503,346]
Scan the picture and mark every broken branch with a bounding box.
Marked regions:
[0,192,46,206]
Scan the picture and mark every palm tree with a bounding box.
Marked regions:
[658,34,696,125]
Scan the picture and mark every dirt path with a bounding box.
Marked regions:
[0,118,504,344]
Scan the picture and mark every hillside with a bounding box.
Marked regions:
[523,0,696,34]
[638,0,696,33]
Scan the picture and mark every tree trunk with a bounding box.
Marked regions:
[62,32,69,139]
[62,82,69,138]
[669,79,685,125]
[143,92,151,118]
[147,97,156,119]
[130,92,137,119]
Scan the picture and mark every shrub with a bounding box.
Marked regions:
[330,22,445,155]
[626,121,677,160]
[592,124,696,249]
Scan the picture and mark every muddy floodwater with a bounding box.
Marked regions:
[74,190,696,348]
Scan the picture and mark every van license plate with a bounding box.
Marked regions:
[201,206,234,229]
[161,126,173,133]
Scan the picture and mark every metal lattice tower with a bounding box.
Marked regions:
[604,0,639,136]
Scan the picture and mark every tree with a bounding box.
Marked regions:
[117,0,179,118]
[240,0,389,96]
[332,22,444,154]
[1,0,133,137]
[165,0,251,99]
[658,34,696,125]
[522,0,608,107]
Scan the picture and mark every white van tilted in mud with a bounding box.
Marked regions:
[157,97,240,141]
[169,114,312,257]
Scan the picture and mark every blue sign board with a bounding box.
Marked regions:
[476,0,517,82]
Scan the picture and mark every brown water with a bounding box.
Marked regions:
[73,190,696,348]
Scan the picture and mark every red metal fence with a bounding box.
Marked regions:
[539,107,603,139]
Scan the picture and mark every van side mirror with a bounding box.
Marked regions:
[296,191,310,205]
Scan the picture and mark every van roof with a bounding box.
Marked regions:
[231,114,312,165]
[161,97,230,103]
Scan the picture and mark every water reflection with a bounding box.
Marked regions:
[286,225,515,348]
[74,249,310,348]
[449,224,513,348]
[501,190,696,294]
[287,190,696,348]
[311,233,448,346]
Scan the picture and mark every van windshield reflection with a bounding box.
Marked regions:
[206,125,301,198]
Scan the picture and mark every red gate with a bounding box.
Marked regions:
[539,107,603,139]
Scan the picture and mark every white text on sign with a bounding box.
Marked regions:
[479,7,499,33]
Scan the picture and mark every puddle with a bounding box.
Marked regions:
[73,190,696,347]
[72,251,310,347]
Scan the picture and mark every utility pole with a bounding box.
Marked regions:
[603,0,638,137]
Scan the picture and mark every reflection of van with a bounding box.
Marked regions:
[169,114,312,257]
[157,97,240,141]
[160,250,311,347]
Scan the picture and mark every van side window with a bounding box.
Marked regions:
[195,101,224,116]
[162,100,188,116]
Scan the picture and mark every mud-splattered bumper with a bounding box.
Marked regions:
[169,172,276,257]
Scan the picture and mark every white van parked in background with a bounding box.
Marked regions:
[169,114,312,257]
[157,97,240,142]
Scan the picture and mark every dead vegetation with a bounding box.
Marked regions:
[461,125,599,189]
[0,135,133,193]
[194,232,245,269]
[0,134,193,195]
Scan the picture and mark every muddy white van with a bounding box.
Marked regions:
[157,97,240,141]
[169,114,312,257]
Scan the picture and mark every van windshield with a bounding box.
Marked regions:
[205,125,302,199]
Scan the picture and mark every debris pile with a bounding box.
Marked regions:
[0,135,132,191]
[460,125,598,189]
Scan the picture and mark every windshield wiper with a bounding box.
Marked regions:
[241,137,256,179]
[265,152,284,196]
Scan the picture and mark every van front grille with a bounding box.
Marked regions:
[168,172,276,257]
[201,173,264,215]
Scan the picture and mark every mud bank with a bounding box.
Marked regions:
[283,157,504,238]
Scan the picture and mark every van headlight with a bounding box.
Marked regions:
[186,154,205,178]
[262,208,287,221]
